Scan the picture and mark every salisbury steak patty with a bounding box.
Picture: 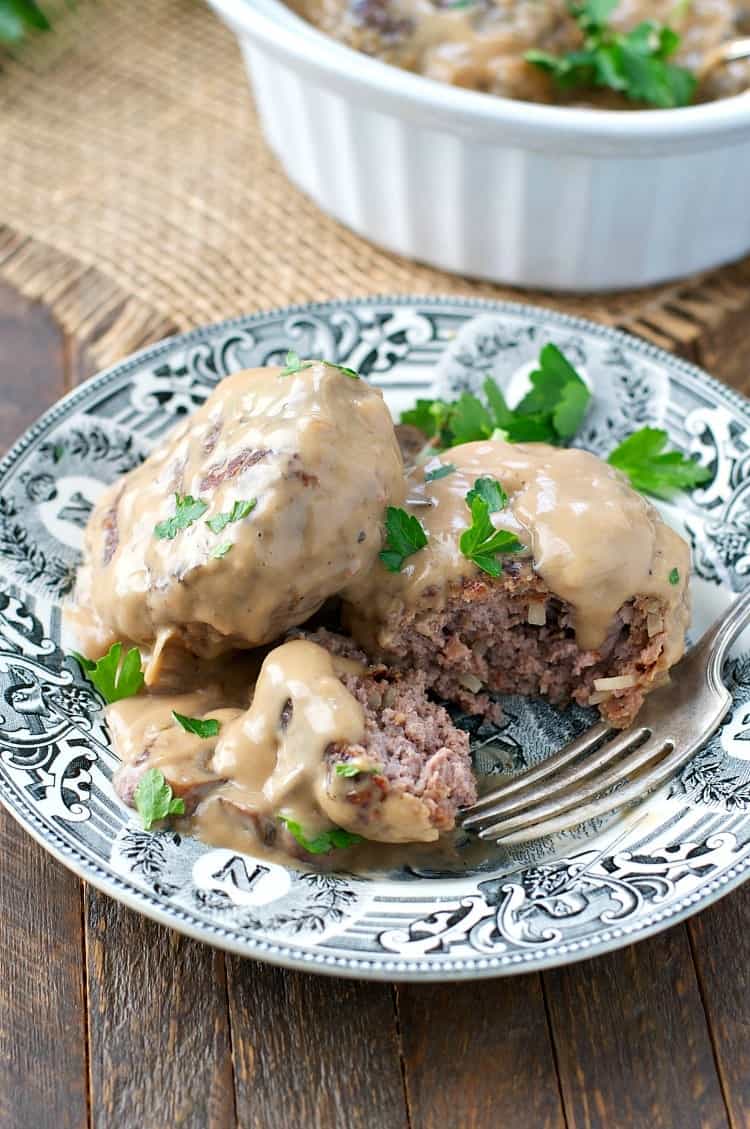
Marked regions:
[344,440,691,727]
[110,632,475,853]
[69,362,405,660]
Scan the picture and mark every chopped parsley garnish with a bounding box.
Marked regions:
[459,495,523,577]
[424,462,456,483]
[134,768,185,831]
[335,762,378,777]
[280,817,363,854]
[154,493,208,540]
[525,1,697,109]
[206,498,256,534]
[669,567,680,586]
[607,427,711,499]
[280,350,359,379]
[466,476,508,513]
[398,344,589,449]
[379,506,428,573]
[172,711,221,738]
[71,642,144,704]
[210,541,233,559]
[280,350,314,377]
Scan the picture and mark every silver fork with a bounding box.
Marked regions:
[461,587,750,845]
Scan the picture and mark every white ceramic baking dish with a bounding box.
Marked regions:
[208,0,750,291]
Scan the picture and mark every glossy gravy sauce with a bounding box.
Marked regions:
[346,440,690,657]
[68,364,405,660]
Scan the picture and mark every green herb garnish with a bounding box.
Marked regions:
[607,427,711,499]
[335,762,379,777]
[398,344,589,449]
[280,351,359,379]
[206,498,257,534]
[134,768,185,831]
[0,0,50,45]
[154,493,208,540]
[172,711,221,738]
[525,1,697,109]
[379,506,428,573]
[669,567,680,586]
[280,817,363,854]
[424,463,456,483]
[210,541,233,559]
[459,495,523,577]
[71,642,144,704]
[280,350,314,377]
[466,476,508,513]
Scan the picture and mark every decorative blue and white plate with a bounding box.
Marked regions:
[1,296,749,981]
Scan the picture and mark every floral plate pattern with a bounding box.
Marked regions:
[0,296,749,981]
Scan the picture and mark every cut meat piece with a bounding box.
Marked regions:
[344,439,691,727]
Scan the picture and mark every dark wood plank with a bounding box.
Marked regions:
[689,888,750,1129]
[397,976,566,1129]
[0,281,66,452]
[85,889,236,1129]
[226,958,408,1129]
[0,808,89,1129]
[0,280,89,1129]
[544,927,729,1129]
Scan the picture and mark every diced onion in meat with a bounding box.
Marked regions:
[593,674,637,692]
[647,613,662,637]
[458,673,484,693]
[587,690,613,705]
[527,602,546,626]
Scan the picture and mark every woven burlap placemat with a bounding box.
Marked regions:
[2,0,750,370]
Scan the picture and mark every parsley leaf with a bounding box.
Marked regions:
[280,817,363,854]
[335,762,379,777]
[400,398,453,443]
[525,3,696,109]
[466,476,508,513]
[154,493,208,540]
[71,642,144,704]
[459,496,523,577]
[134,768,185,831]
[379,506,428,572]
[398,345,588,449]
[280,351,359,379]
[206,498,257,534]
[210,541,233,559]
[172,711,220,738]
[0,0,50,44]
[280,350,314,377]
[669,567,680,585]
[607,427,712,499]
[513,344,591,441]
[424,462,456,483]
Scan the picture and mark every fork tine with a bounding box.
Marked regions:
[462,723,649,829]
[463,720,612,820]
[489,738,700,843]
[476,731,673,840]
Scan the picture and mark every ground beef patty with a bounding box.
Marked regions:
[344,440,691,728]
[69,362,405,661]
[109,631,475,854]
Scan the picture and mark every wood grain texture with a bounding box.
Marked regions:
[396,976,566,1129]
[0,281,88,1129]
[0,808,89,1129]
[544,927,730,1129]
[226,958,408,1129]
[689,888,750,1129]
[85,888,236,1129]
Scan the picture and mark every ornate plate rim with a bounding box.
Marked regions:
[1,293,748,982]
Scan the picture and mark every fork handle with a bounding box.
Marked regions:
[701,586,750,680]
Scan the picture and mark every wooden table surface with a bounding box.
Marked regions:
[1,277,749,1129]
